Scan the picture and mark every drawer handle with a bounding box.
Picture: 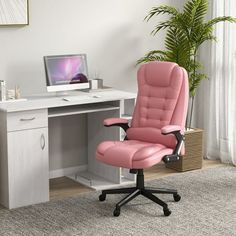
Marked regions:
[40,134,45,150]
[20,117,36,121]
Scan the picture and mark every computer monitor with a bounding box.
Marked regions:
[44,54,90,92]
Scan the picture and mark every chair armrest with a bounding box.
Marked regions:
[103,118,130,132]
[161,125,184,163]
[103,118,129,126]
[161,125,181,135]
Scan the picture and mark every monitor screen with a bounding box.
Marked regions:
[44,54,90,92]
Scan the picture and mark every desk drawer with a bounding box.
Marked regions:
[7,109,48,132]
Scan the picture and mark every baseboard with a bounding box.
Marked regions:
[49,165,87,179]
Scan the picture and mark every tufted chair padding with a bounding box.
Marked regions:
[127,61,188,149]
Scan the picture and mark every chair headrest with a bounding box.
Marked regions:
[141,61,179,87]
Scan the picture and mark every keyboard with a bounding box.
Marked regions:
[62,95,102,102]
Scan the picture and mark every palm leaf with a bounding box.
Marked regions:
[151,20,176,35]
[189,73,207,97]
[137,50,167,65]
[145,5,179,22]
[206,16,236,28]
[183,0,208,42]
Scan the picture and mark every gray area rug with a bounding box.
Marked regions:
[0,166,235,236]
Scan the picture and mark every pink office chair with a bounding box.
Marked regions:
[96,61,189,217]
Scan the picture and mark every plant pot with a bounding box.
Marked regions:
[165,128,203,172]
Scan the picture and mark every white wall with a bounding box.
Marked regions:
[0,0,183,95]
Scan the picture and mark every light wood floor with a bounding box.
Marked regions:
[50,159,224,201]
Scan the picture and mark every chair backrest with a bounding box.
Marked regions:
[127,61,189,149]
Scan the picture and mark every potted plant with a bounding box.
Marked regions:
[138,0,236,171]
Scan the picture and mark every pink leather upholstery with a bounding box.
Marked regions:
[96,140,173,169]
[104,118,129,126]
[96,61,189,169]
[161,125,181,134]
[128,61,188,147]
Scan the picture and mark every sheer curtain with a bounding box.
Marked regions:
[202,0,236,165]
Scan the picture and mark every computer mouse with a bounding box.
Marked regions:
[62,97,70,101]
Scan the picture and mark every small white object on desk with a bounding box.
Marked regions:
[62,94,103,102]
[7,89,15,100]
[62,95,91,102]
[0,80,7,101]
[89,79,103,90]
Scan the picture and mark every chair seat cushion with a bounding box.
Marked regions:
[96,140,173,169]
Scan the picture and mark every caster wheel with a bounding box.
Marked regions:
[173,193,181,202]
[99,194,106,202]
[163,207,171,216]
[113,207,120,217]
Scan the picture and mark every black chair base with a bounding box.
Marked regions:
[99,169,181,217]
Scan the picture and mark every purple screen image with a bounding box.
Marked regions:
[46,55,88,86]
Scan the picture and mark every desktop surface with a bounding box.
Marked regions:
[0,89,136,113]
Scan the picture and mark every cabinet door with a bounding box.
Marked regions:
[8,128,49,208]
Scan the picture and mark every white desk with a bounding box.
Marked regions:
[0,89,136,209]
